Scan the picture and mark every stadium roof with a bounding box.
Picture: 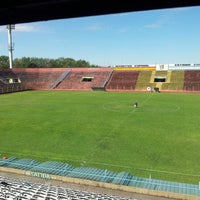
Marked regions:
[1,0,200,25]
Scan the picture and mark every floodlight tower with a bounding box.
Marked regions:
[7,24,15,69]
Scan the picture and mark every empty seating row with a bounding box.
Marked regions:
[106,71,139,90]
[0,175,131,200]
[56,68,112,91]
[1,68,200,92]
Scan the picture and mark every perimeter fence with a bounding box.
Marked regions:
[0,157,199,197]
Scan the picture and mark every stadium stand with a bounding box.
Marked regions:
[161,70,184,91]
[50,69,71,89]
[1,68,200,93]
[184,70,200,91]
[0,69,23,94]
[106,70,140,91]
[135,70,156,91]
[0,175,131,200]
[13,68,67,90]
[0,157,199,199]
[56,68,113,91]
[1,67,200,199]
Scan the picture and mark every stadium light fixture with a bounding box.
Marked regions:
[7,24,15,69]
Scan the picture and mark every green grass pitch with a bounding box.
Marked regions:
[0,90,200,184]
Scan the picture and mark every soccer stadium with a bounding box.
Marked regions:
[1,1,200,200]
[0,65,200,200]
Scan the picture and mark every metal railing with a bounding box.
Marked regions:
[0,158,199,197]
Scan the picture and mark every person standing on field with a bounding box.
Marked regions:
[133,102,138,108]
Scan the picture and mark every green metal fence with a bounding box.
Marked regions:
[0,157,199,197]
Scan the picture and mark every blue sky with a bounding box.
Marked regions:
[0,6,200,66]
